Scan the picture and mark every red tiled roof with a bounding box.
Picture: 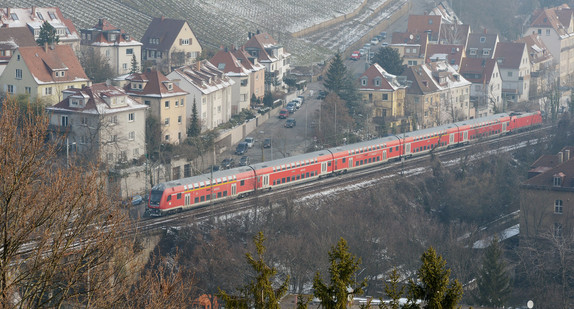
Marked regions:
[494,42,527,69]
[459,58,496,84]
[516,33,553,65]
[18,45,88,84]
[125,70,188,97]
[0,27,36,50]
[407,15,442,39]
[425,44,464,67]
[51,82,146,113]
[359,63,399,91]
[210,48,248,75]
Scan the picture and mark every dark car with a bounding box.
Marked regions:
[279,108,289,119]
[317,90,327,100]
[235,142,249,155]
[263,138,272,148]
[239,156,250,166]
[221,158,235,169]
[285,118,297,128]
[205,165,220,173]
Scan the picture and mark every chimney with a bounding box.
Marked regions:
[248,32,252,39]
[32,6,36,17]
[44,42,48,53]
[256,29,260,35]
[558,151,564,164]
[483,28,488,34]
[195,61,201,71]
[6,8,10,17]
[161,16,165,22]
[566,149,571,161]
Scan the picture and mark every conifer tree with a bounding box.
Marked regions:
[219,232,289,309]
[130,54,139,74]
[475,237,511,308]
[36,21,60,46]
[313,238,367,309]
[380,268,405,309]
[372,47,405,76]
[188,98,201,137]
[404,247,463,309]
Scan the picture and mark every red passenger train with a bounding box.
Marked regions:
[147,111,542,216]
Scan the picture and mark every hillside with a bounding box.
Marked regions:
[0,0,377,65]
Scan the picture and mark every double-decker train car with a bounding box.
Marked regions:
[147,111,542,216]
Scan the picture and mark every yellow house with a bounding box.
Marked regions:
[141,17,202,72]
[0,45,90,105]
[358,63,408,134]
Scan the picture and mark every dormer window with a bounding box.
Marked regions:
[554,174,564,187]
[10,13,18,20]
[374,77,381,86]
[480,37,486,43]
[36,12,44,20]
[361,77,367,86]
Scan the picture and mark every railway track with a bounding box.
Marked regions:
[134,124,550,234]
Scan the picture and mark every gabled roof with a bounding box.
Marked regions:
[170,60,235,95]
[494,42,527,69]
[459,58,497,84]
[407,15,442,40]
[402,64,440,95]
[141,17,189,52]
[231,47,265,72]
[429,1,460,25]
[210,47,250,76]
[524,148,574,188]
[243,32,289,63]
[402,61,470,95]
[529,5,573,36]
[18,45,88,84]
[0,27,36,50]
[438,23,470,46]
[425,44,464,68]
[49,82,147,115]
[466,32,498,55]
[359,63,405,91]
[516,33,553,66]
[125,70,188,98]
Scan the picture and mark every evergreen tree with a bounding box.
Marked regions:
[404,247,463,309]
[380,268,405,309]
[263,91,274,107]
[188,98,201,137]
[372,47,405,76]
[219,232,289,309]
[475,237,511,308]
[313,238,367,309]
[323,52,360,114]
[36,21,60,46]
[130,54,139,74]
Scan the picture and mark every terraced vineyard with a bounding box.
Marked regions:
[0,0,407,65]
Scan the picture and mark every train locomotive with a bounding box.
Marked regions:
[147,111,542,216]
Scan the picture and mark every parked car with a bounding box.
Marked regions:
[263,138,272,148]
[235,142,248,155]
[363,43,372,50]
[292,98,302,109]
[285,118,297,128]
[286,102,296,113]
[317,90,328,100]
[239,155,250,166]
[380,31,387,39]
[381,42,389,47]
[350,51,361,60]
[205,165,220,173]
[359,48,366,56]
[221,158,235,169]
[244,137,255,148]
[279,108,289,119]
[131,195,143,206]
[370,37,379,45]
[297,95,305,105]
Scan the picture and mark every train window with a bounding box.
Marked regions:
[396,146,399,151]
[177,193,182,199]
[195,197,199,203]
[297,162,300,167]
[167,195,172,201]
[297,175,300,180]
[368,158,372,163]
[328,161,332,166]
[223,191,227,196]
[306,172,309,178]
[389,148,392,153]
[206,194,210,201]
[342,158,346,163]
[240,180,245,186]
[200,196,205,202]
[273,167,276,172]
[200,182,204,187]
[217,178,222,184]
[282,178,285,183]
[217,192,222,198]
[223,177,227,182]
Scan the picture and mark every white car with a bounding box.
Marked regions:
[371,38,379,45]
[244,137,255,148]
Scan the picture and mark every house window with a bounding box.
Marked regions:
[383,93,388,100]
[107,153,113,161]
[178,115,182,124]
[122,63,127,70]
[37,12,44,20]
[165,101,169,108]
[554,223,563,237]
[144,100,151,105]
[483,50,490,56]
[508,72,513,77]
[181,38,190,45]
[81,117,88,125]
[554,176,562,186]
[45,87,52,95]
[164,118,170,126]
[546,29,551,36]
[133,148,139,156]
[25,87,31,94]
[10,13,18,20]
[126,48,133,55]
[61,116,69,127]
[15,69,22,79]
[374,79,381,86]
[180,99,184,107]
[361,78,367,86]
[470,49,477,56]
[128,113,135,122]
[241,79,248,86]
[480,36,486,43]
[555,199,563,214]
[165,134,170,141]
[7,85,14,94]
[537,29,542,35]
[128,131,135,140]
[120,151,127,162]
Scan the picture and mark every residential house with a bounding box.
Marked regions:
[406,15,443,44]
[438,23,470,46]
[0,27,36,75]
[0,45,90,105]
[80,19,142,76]
[390,32,427,67]
[242,31,290,92]
[516,33,554,99]
[167,60,234,131]
[494,42,531,103]
[141,17,202,72]
[0,7,80,51]
[210,47,252,114]
[46,82,147,166]
[465,32,499,59]
[124,70,189,144]
[520,147,574,239]
[402,61,472,129]
[232,47,266,102]
[425,44,465,70]
[459,58,503,117]
[358,63,408,134]
[524,5,574,85]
